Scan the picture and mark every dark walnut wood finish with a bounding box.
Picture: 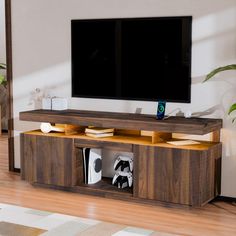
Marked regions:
[20,109,222,207]
[133,144,222,206]
[21,133,78,187]
[20,109,222,135]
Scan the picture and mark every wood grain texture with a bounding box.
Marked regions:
[74,177,133,197]
[74,137,133,152]
[19,109,222,135]
[0,133,8,171]
[20,133,36,182]
[1,135,236,236]
[21,136,222,206]
[19,110,223,207]
[74,147,84,185]
[211,130,221,142]
[21,133,222,206]
[5,0,15,171]
[133,146,190,204]
[21,133,77,187]
[133,144,222,206]
[24,130,218,151]
[152,131,172,143]
[0,105,1,133]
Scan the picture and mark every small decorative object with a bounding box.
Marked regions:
[28,88,44,109]
[29,88,54,110]
[51,97,68,110]
[40,122,65,134]
[42,97,52,110]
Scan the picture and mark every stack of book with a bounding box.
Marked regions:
[85,127,115,138]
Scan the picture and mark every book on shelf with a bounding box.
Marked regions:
[166,140,200,146]
[85,132,114,138]
[85,127,115,134]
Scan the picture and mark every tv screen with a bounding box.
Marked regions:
[71,16,192,103]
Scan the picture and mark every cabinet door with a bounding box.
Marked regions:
[133,145,192,205]
[133,145,220,206]
[21,134,76,187]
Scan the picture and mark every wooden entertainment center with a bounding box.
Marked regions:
[20,109,222,207]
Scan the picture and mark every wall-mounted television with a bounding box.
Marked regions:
[71,16,192,103]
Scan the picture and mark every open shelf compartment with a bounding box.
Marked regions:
[24,129,220,151]
[75,177,133,197]
[74,146,133,197]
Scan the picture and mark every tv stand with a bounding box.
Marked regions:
[20,109,222,207]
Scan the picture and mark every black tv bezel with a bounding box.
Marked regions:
[71,16,192,103]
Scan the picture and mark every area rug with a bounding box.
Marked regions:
[0,203,178,236]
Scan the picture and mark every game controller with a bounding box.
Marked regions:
[112,171,133,188]
[113,155,133,172]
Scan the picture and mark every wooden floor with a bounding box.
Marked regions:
[0,133,8,171]
[0,135,236,236]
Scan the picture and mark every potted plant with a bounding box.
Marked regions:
[0,63,7,88]
[204,64,236,120]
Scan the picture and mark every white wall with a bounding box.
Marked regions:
[11,0,236,197]
[0,0,6,62]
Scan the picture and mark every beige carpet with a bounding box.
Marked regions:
[0,203,180,236]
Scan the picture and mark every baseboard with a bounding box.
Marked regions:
[214,196,236,203]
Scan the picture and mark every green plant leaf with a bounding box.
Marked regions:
[0,75,6,87]
[228,103,236,115]
[0,63,6,70]
[203,64,236,82]
[0,74,4,83]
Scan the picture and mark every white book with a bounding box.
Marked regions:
[85,132,114,138]
[85,127,114,134]
[166,140,200,146]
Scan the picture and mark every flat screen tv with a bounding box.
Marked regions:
[71,16,192,103]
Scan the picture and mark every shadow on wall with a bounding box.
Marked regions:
[12,1,236,78]
[13,61,71,101]
[193,7,236,42]
[191,73,236,121]
[192,6,236,80]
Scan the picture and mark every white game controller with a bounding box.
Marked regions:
[40,122,65,134]
[112,171,133,187]
[114,155,133,172]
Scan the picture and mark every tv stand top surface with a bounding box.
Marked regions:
[19,109,222,135]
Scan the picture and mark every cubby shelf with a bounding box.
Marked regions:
[75,177,133,197]
[24,130,218,151]
[20,109,222,207]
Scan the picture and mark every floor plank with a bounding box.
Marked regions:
[0,134,236,236]
[0,133,8,172]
